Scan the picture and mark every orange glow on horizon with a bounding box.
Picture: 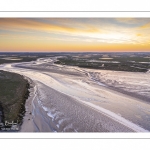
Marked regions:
[0,18,150,52]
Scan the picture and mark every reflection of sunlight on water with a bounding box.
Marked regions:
[1,57,22,60]
[100,58,113,60]
[139,62,150,64]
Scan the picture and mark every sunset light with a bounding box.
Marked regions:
[0,18,150,52]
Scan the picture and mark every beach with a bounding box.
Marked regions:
[0,57,150,132]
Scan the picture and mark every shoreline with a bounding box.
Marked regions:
[0,70,31,132]
[1,60,150,132]
[19,77,36,132]
[18,73,149,132]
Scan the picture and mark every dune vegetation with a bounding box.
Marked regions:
[0,70,29,125]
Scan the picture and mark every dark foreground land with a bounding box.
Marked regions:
[0,70,29,130]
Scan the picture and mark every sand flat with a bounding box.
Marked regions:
[0,57,150,132]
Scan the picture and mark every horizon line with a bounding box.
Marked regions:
[0,51,150,53]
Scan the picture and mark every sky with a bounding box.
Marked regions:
[0,18,150,52]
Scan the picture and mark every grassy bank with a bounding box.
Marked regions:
[0,70,29,126]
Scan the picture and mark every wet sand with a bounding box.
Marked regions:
[0,57,150,132]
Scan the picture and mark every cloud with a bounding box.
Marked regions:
[140,23,150,29]
[115,18,150,24]
[115,18,139,24]
[0,18,102,35]
[137,33,142,36]
[1,18,150,52]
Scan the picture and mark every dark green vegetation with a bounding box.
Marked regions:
[0,70,29,125]
[0,52,51,64]
[55,52,150,72]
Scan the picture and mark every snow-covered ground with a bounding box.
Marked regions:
[0,57,150,132]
